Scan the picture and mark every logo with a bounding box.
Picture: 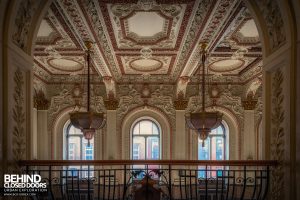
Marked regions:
[2,174,47,196]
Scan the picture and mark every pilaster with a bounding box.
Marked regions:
[104,97,119,159]
[34,90,50,160]
[174,97,188,159]
[242,95,257,159]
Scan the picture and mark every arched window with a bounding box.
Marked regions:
[198,124,226,161]
[66,124,94,160]
[65,122,94,177]
[198,123,227,177]
[131,118,161,160]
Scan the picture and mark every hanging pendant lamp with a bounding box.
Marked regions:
[186,43,223,147]
[69,41,105,144]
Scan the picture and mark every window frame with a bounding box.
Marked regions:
[198,123,227,161]
[197,123,228,178]
[130,117,162,160]
[64,122,94,178]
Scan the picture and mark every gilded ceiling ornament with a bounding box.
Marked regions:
[140,47,153,59]
[137,0,155,11]
[231,48,248,59]
[44,46,62,58]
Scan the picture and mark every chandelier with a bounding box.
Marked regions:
[186,43,223,147]
[69,41,105,144]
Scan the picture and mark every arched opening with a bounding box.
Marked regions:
[130,117,161,160]
[121,106,172,160]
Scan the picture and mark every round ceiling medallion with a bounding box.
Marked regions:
[130,58,162,72]
[209,59,244,72]
[48,58,83,72]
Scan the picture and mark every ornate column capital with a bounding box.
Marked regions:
[34,90,49,110]
[174,94,188,110]
[242,95,257,110]
[104,96,119,110]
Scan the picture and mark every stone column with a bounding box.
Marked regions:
[104,97,119,160]
[34,90,50,160]
[173,97,188,159]
[242,95,257,160]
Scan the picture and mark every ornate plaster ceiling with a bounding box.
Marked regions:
[33,0,262,90]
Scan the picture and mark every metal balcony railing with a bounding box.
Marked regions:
[17,160,277,200]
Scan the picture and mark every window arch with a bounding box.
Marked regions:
[131,118,161,160]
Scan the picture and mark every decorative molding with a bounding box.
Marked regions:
[241,94,257,110]
[12,0,37,50]
[32,0,262,84]
[34,90,50,110]
[12,68,26,163]
[48,85,106,132]
[104,96,119,110]
[255,0,286,52]
[174,93,188,110]
[270,69,285,200]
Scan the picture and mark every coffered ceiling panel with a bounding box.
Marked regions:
[33,0,262,85]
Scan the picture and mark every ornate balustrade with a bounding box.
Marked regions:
[18,160,277,200]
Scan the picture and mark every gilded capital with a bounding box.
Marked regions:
[242,95,257,110]
[174,96,188,110]
[104,98,119,110]
[34,90,49,110]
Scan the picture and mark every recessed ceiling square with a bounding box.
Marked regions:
[127,12,165,37]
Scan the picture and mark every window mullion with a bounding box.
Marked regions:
[145,136,147,160]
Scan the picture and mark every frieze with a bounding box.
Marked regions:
[117,84,176,126]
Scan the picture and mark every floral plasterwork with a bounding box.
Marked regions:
[270,69,285,200]
[12,0,38,50]
[255,0,286,51]
[12,68,26,163]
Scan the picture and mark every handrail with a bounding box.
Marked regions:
[19,160,278,166]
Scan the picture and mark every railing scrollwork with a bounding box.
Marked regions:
[17,160,277,200]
